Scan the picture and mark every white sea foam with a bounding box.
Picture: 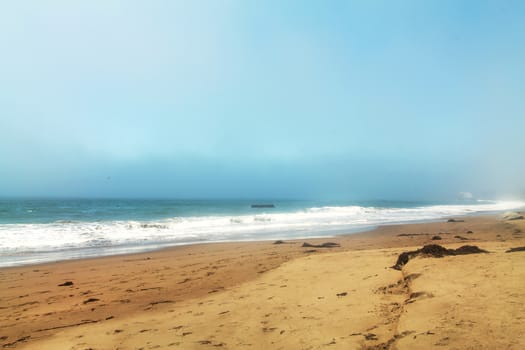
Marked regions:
[1,200,524,266]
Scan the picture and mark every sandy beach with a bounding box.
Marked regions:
[1,213,525,349]
[4,1,525,348]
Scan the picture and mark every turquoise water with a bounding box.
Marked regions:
[0,198,452,224]
[0,198,523,267]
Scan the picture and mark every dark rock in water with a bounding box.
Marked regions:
[506,246,525,253]
[273,240,285,244]
[431,236,442,240]
[447,219,464,223]
[392,244,488,270]
[251,204,275,208]
[302,242,340,248]
[58,281,74,287]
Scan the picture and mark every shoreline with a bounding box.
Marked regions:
[2,207,522,269]
[1,213,525,349]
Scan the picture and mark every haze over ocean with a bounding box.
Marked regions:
[1,1,524,201]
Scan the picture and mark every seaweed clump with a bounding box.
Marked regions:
[302,242,340,248]
[392,244,488,270]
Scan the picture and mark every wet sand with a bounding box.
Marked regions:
[1,214,525,349]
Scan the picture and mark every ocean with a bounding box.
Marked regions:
[0,198,523,267]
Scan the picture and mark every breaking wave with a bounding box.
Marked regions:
[1,200,523,266]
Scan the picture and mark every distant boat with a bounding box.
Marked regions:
[251,204,275,208]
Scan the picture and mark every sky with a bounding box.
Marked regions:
[1,0,524,200]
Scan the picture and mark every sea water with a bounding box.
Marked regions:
[0,198,523,267]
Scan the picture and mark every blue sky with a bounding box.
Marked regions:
[1,1,524,200]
